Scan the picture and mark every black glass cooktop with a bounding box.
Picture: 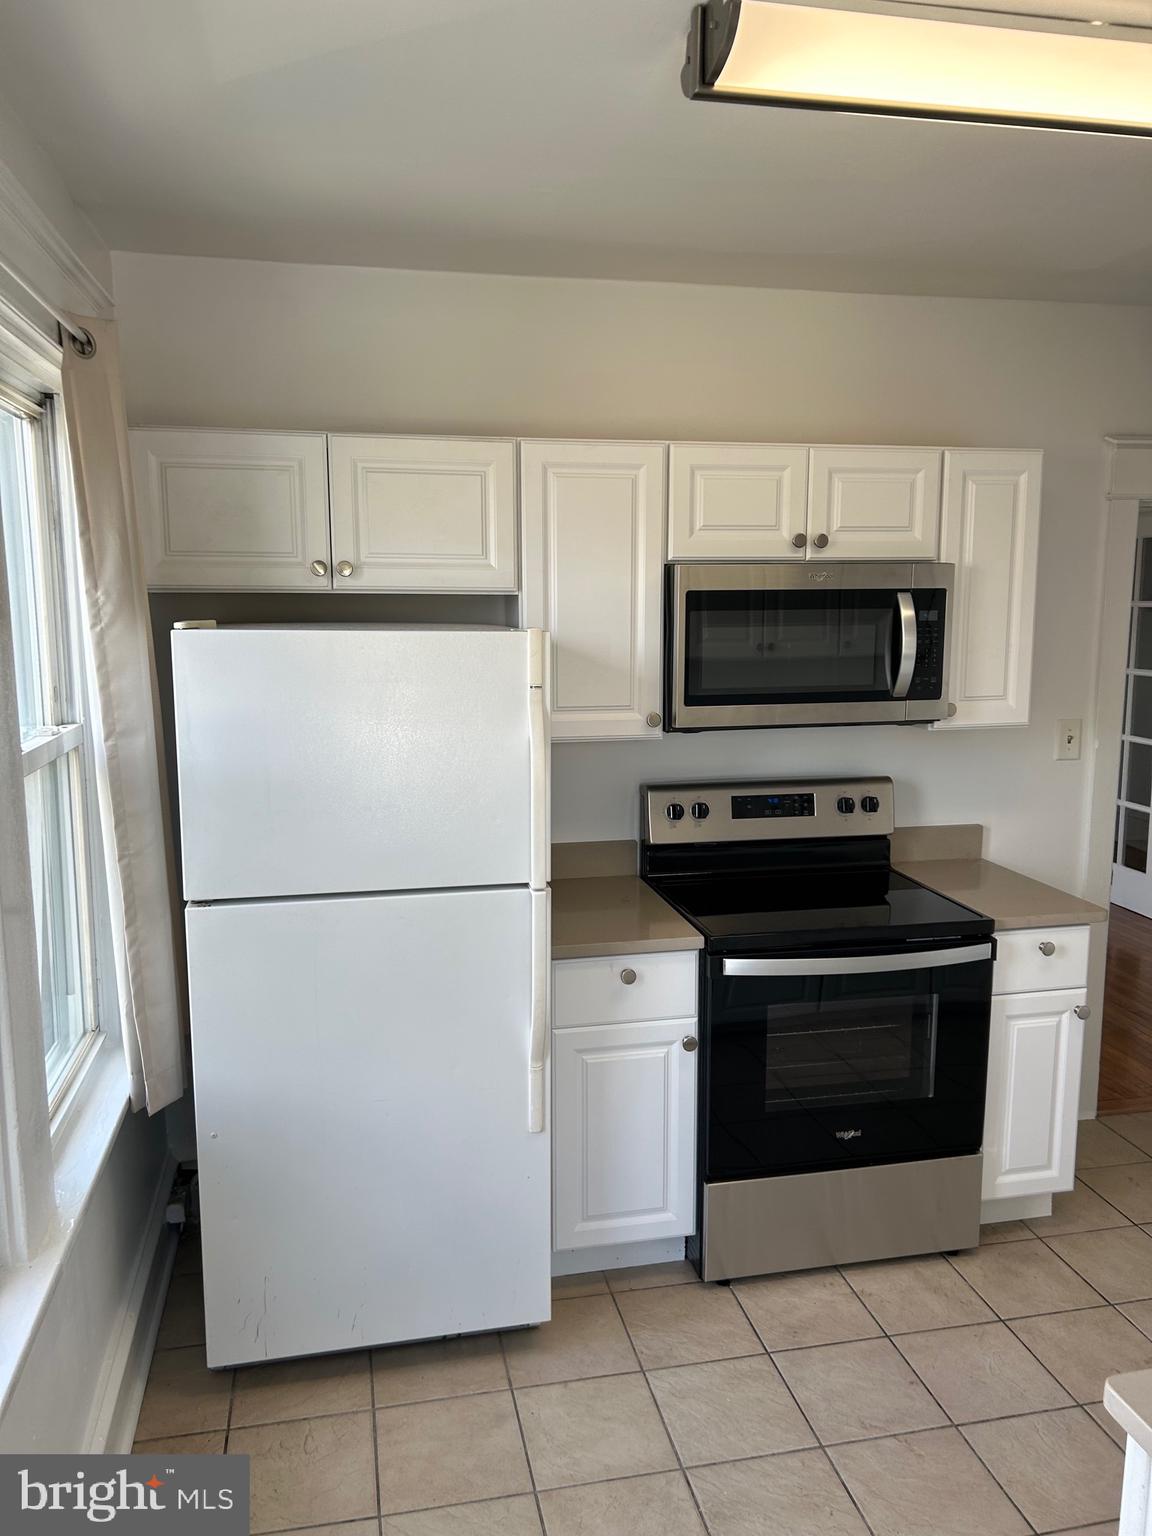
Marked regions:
[643,868,993,954]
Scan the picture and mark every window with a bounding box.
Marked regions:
[0,398,100,1107]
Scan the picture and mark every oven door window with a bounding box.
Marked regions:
[684,589,898,706]
[705,954,991,1180]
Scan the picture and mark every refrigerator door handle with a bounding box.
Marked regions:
[528,629,550,891]
[529,889,550,1133]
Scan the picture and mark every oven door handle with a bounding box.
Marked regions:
[722,943,993,977]
[892,591,918,700]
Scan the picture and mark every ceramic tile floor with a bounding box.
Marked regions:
[134,1114,1152,1535]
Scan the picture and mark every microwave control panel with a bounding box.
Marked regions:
[906,594,946,700]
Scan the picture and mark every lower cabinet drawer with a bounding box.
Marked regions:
[553,950,698,1028]
[993,925,1090,996]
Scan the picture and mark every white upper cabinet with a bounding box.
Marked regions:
[668,444,809,559]
[131,430,331,590]
[520,441,666,740]
[934,450,1042,730]
[327,436,517,591]
[808,447,942,560]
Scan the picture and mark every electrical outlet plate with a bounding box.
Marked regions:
[1055,719,1082,761]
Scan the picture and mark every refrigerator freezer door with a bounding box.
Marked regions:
[187,886,551,1367]
[173,627,537,900]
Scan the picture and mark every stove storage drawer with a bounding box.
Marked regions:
[992,926,1090,996]
[552,951,698,1029]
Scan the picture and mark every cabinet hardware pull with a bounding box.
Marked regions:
[791,532,807,548]
[682,1035,698,1052]
[646,711,662,729]
[1074,1005,1091,1020]
[309,559,328,577]
[336,560,354,578]
[812,533,830,549]
[620,968,637,985]
[1038,941,1056,956]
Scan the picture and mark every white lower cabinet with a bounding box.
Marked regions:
[982,984,1086,1203]
[552,952,697,1251]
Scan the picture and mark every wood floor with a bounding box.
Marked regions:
[1099,902,1152,1113]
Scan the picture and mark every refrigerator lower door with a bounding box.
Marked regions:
[173,626,539,900]
[187,886,550,1367]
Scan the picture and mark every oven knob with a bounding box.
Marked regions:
[691,802,710,821]
[860,795,880,814]
[836,796,856,814]
[665,802,686,822]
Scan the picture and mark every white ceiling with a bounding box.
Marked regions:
[1,0,1151,301]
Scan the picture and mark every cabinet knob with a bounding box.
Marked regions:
[791,532,807,549]
[1074,1005,1091,1020]
[682,1035,698,1052]
[812,533,830,550]
[309,559,328,577]
[336,560,354,578]
[620,968,637,985]
[646,711,662,729]
[1038,941,1056,956]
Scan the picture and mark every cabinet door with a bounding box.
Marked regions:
[982,988,1085,1202]
[668,444,808,559]
[808,447,942,560]
[553,1018,697,1250]
[521,441,666,740]
[934,451,1042,729]
[328,436,517,591]
[130,430,331,590]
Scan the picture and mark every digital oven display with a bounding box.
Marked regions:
[731,793,816,820]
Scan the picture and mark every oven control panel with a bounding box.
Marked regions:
[642,778,894,843]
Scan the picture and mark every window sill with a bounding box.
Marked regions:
[0,1038,130,1414]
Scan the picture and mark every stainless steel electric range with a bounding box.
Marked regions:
[640,777,995,1283]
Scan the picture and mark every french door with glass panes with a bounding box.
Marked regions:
[1113,516,1152,918]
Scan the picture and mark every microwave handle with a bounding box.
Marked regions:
[892,591,918,699]
[723,943,993,977]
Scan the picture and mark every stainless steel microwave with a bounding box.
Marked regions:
[665,562,954,730]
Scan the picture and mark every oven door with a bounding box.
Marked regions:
[668,562,951,728]
[703,940,993,1180]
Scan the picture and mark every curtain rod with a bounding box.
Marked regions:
[0,249,96,356]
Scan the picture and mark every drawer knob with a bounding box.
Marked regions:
[1038,941,1056,957]
[1074,1005,1091,1020]
[620,968,637,985]
[336,560,354,578]
[309,558,328,577]
[646,711,662,729]
[682,1034,698,1052]
[812,533,830,550]
[791,532,807,549]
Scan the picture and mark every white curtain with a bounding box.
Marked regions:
[61,315,185,1114]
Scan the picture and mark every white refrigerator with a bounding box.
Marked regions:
[172,624,551,1368]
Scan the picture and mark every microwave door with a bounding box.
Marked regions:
[891,591,917,700]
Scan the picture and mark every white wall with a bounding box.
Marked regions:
[112,251,1152,893]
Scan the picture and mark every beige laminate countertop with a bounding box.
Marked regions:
[893,857,1108,931]
[551,877,703,961]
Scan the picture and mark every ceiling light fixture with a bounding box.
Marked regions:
[682,0,1152,134]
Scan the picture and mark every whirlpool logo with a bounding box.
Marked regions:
[835,1128,864,1141]
[2,1456,248,1533]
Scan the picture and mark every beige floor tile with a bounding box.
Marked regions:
[382,1496,541,1534]
[1026,1181,1134,1237]
[133,1431,225,1454]
[1052,1527,1119,1535]
[949,1238,1102,1317]
[773,1336,947,1444]
[1078,1120,1150,1169]
[1010,1306,1152,1403]
[961,1407,1123,1533]
[230,1410,377,1535]
[156,1273,207,1350]
[502,1295,637,1387]
[614,1281,762,1369]
[734,1268,882,1351]
[605,1261,699,1292]
[841,1254,994,1333]
[647,1354,816,1464]
[231,1350,372,1427]
[375,1390,530,1515]
[135,1346,232,1440]
[689,1448,870,1536]
[1087,1401,1128,1448]
[894,1321,1072,1422]
[1079,1163,1152,1223]
[1047,1227,1152,1303]
[1119,1298,1152,1339]
[979,1221,1033,1243]
[372,1334,507,1407]
[551,1271,607,1299]
[1101,1111,1152,1157]
[284,1525,380,1536]
[538,1471,704,1536]
[515,1373,676,1490]
[830,1426,1029,1536]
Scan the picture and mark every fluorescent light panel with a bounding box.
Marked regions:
[691,0,1152,132]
